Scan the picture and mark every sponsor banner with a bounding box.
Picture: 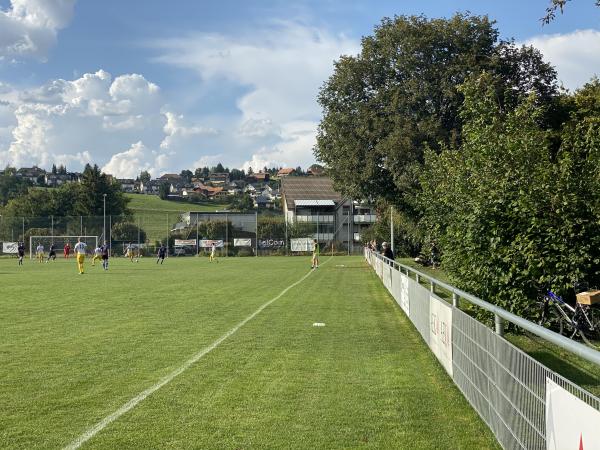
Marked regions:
[234,238,252,247]
[429,295,453,376]
[2,242,18,254]
[259,239,285,249]
[546,378,600,450]
[174,239,196,246]
[399,272,410,316]
[291,238,312,252]
[199,240,224,248]
[383,264,392,291]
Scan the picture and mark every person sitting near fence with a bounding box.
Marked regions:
[381,242,394,262]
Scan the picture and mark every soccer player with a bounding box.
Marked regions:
[64,242,71,259]
[209,242,218,263]
[36,242,44,263]
[156,243,166,264]
[311,239,319,269]
[74,237,87,274]
[17,242,25,266]
[126,242,135,262]
[46,243,57,262]
[101,241,110,270]
[92,245,102,266]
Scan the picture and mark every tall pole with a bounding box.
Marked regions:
[255,210,258,257]
[390,206,394,254]
[51,215,54,244]
[109,215,112,255]
[350,199,354,255]
[225,212,228,258]
[196,214,199,256]
[347,201,350,256]
[316,210,319,245]
[166,212,169,258]
[285,215,288,256]
[22,217,25,243]
[103,194,107,243]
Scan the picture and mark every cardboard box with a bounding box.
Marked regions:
[576,290,600,305]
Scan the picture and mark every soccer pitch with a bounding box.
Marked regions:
[1,255,499,449]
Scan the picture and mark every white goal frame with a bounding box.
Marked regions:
[29,235,98,259]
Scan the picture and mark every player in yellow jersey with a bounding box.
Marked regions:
[126,243,135,262]
[311,239,319,269]
[74,237,87,274]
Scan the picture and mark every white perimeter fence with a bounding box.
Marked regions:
[365,249,600,450]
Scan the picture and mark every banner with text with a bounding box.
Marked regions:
[546,378,600,450]
[234,238,252,247]
[174,239,196,246]
[199,240,224,248]
[429,295,453,376]
[291,238,312,252]
[2,242,18,254]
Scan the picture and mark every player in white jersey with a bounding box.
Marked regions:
[92,246,102,266]
[36,243,44,263]
[73,238,87,274]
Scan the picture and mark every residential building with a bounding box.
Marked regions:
[281,176,376,248]
[17,166,46,184]
[277,167,296,177]
[254,195,274,209]
[208,172,230,184]
[45,173,74,187]
[117,178,136,193]
[140,179,161,195]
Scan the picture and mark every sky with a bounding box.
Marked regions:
[0,0,599,178]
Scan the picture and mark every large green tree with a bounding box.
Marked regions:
[419,75,600,316]
[315,14,558,215]
[1,164,130,218]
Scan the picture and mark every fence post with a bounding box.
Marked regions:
[495,314,504,336]
[430,281,435,294]
[255,211,258,257]
[452,293,459,308]
[225,212,228,258]
[416,273,420,284]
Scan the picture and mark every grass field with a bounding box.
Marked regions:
[125,194,229,243]
[1,255,499,449]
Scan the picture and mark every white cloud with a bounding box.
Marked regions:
[0,0,76,60]
[524,29,600,90]
[101,141,167,179]
[152,21,359,169]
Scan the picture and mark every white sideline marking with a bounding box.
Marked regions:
[312,322,326,327]
[63,259,329,450]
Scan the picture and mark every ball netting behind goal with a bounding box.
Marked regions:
[29,236,98,259]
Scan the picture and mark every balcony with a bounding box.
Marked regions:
[296,215,334,223]
[353,214,377,223]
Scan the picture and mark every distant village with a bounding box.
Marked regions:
[0,164,327,210]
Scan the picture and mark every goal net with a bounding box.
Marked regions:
[29,236,98,259]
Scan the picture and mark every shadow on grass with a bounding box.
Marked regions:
[528,350,600,387]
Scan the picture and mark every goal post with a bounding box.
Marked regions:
[29,236,98,259]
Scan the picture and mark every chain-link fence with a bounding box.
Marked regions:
[366,249,600,450]
[0,213,362,257]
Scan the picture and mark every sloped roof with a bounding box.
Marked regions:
[281,176,343,209]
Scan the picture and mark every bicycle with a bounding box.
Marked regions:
[535,285,600,348]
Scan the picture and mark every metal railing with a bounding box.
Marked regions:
[365,249,600,450]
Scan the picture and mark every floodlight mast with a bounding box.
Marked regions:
[103,193,107,244]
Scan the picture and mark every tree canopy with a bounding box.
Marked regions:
[315,13,557,211]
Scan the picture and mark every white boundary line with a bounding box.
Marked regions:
[63,258,329,450]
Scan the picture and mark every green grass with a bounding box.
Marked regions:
[124,194,229,243]
[0,255,498,449]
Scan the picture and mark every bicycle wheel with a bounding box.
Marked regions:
[575,307,600,349]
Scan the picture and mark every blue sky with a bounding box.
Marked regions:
[0,0,599,178]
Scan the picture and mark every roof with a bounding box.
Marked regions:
[294,200,335,206]
[277,168,295,175]
[281,176,343,209]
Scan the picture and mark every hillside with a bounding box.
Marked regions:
[125,194,230,243]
